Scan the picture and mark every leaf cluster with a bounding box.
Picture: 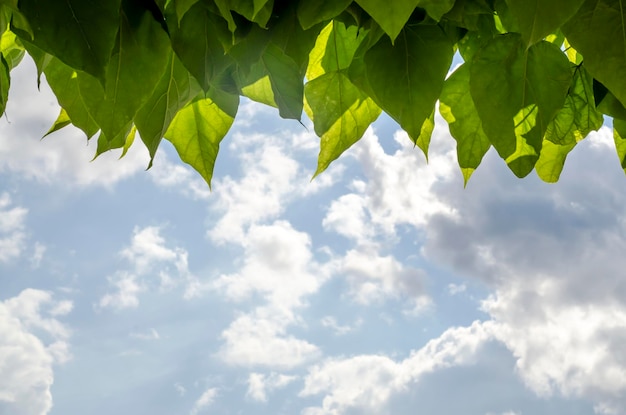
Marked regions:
[2,0,626,185]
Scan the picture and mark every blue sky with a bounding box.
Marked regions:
[1,56,626,415]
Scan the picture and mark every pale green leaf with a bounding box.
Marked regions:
[120,126,137,159]
[0,30,23,69]
[562,0,626,108]
[43,108,72,138]
[545,66,603,145]
[469,34,571,177]
[614,118,626,173]
[439,64,491,184]
[505,0,585,46]
[306,20,365,81]
[350,24,454,146]
[16,0,121,82]
[535,140,576,182]
[165,89,239,187]
[305,72,381,175]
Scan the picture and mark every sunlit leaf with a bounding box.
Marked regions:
[43,108,72,138]
[165,89,239,187]
[613,118,626,173]
[439,64,491,184]
[305,71,381,176]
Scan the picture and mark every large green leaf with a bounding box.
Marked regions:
[169,3,234,91]
[79,2,171,150]
[535,140,577,182]
[354,0,419,42]
[16,0,120,82]
[545,66,603,145]
[439,64,491,184]
[165,89,239,187]
[306,20,366,81]
[305,72,380,176]
[34,52,99,138]
[562,0,626,108]
[135,52,202,164]
[297,0,352,29]
[469,34,571,177]
[505,0,585,46]
[350,25,454,148]
[417,0,457,21]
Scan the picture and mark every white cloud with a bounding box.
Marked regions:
[98,226,196,310]
[0,58,147,188]
[130,328,160,340]
[189,387,218,415]
[320,316,362,336]
[213,221,329,368]
[30,242,46,268]
[0,192,27,262]
[447,283,466,295]
[300,321,493,415]
[0,289,72,415]
[218,307,321,369]
[246,372,297,402]
[147,150,211,200]
[339,247,430,312]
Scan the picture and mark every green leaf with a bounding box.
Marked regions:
[354,0,419,42]
[469,34,571,177]
[79,2,171,150]
[120,126,136,159]
[297,0,352,29]
[0,30,24,69]
[169,3,234,91]
[16,0,121,82]
[0,51,8,116]
[439,64,491,184]
[43,108,72,138]
[416,0,457,21]
[165,89,239,187]
[614,118,626,173]
[594,79,626,120]
[535,139,577,182]
[562,0,626,108]
[305,71,381,176]
[95,122,133,156]
[545,66,603,145]
[306,20,366,81]
[415,110,435,159]
[350,25,454,147]
[35,53,99,138]
[135,53,202,164]
[505,0,585,46]
[173,0,201,23]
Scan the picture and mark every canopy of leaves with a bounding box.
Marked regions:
[3,0,626,185]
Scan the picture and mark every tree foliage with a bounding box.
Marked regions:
[2,0,626,185]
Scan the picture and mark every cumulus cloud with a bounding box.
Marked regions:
[189,387,218,415]
[300,321,493,415]
[0,192,27,262]
[419,126,626,413]
[98,226,195,310]
[246,372,297,402]
[0,289,72,415]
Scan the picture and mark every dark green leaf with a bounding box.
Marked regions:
[562,0,626,108]
[439,64,491,184]
[297,0,352,29]
[505,0,585,46]
[169,3,234,91]
[0,53,10,116]
[469,34,571,176]
[354,0,419,42]
[165,89,239,187]
[135,53,202,164]
[79,3,171,149]
[350,25,454,149]
[16,0,121,82]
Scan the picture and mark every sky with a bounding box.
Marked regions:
[1,56,626,415]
